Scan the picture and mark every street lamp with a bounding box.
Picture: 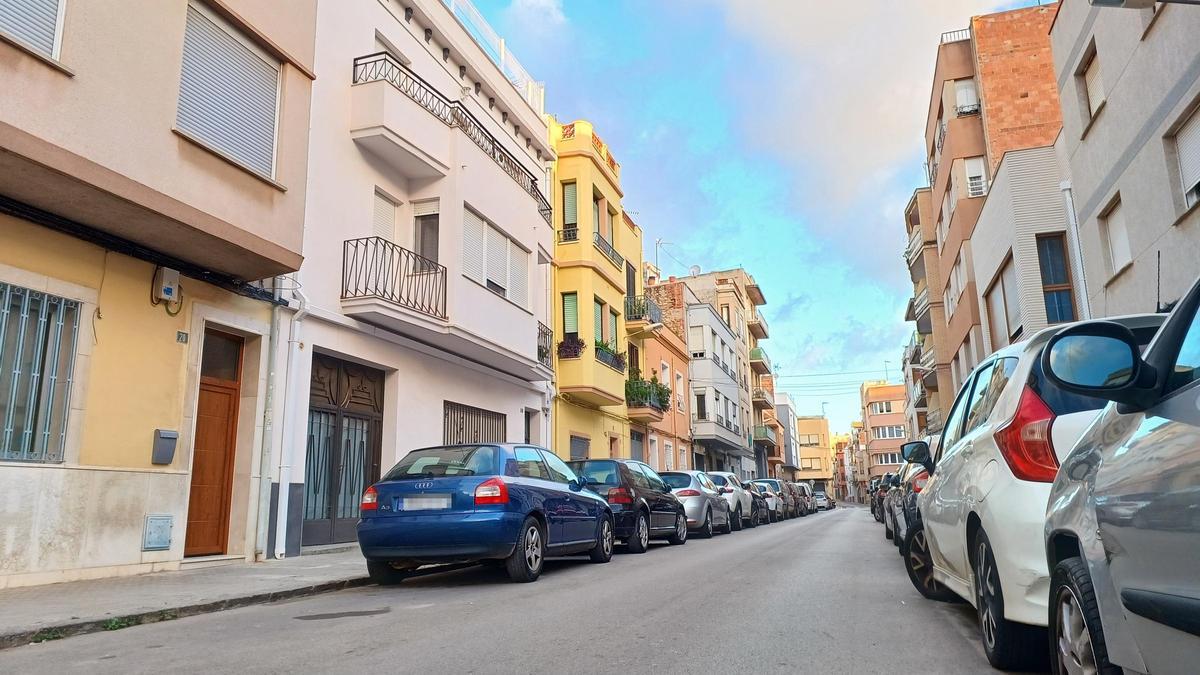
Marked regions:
[1089,0,1200,6]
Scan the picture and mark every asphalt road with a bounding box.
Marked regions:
[0,505,1014,674]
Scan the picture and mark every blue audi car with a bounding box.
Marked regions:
[357,444,614,584]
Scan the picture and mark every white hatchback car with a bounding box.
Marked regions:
[902,314,1165,670]
[705,471,751,530]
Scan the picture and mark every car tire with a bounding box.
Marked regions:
[746,507,758,528]
[366,560,413,586]
[884,513,894,540]
[973,529,1047,671]
[626,510,651,554]
[731,506,744,531]
[1050,557,1121,675]
[719,506,733,534]
[588,516,614,563]
[667,512,688,545]
[903,526,958,603]
[504,517,544,583]
[700,508,714,538]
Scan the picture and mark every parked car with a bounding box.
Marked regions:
[867,478,881,518]
[891,435,939,555]
[1040,280,1200,675]
[741,480,768,526]
[902,313,1166,670]
[871,473,894,523]
[753,479,791,521]
[813,490,831,510]
[660,471,733,537]
[751,479,782,522]
[782,481,804,517]
[706,471,750,530]
[794,482,815,516]
[882,470,907,542]
[567,458,688,552]
[358,444,614,584]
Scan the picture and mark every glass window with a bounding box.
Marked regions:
[383,445,497,480]
[937,375,976,461]
[962,358,1018,435]
[540,450,578,484]
[514,447,550,480]
[1167,305,1200,393]
[707,473,728,486]
[1103,201,1132,275]
[626,463,651,490]
[201,330,243,381]
[1037,234,1076,324]
[637,463,667,491]
[416,213,440,265]
[568,459,619,486]
[659,472,691,490]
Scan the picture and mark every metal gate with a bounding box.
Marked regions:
[443,401,506,444]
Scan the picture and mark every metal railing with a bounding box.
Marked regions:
[352,52,552,225]
[624,295,662,324]
[342,237,447,319]
[592,231,624,268]
[537,322,553,368]
[625,379,668,412]
[956,102,981,116]
[595,345,626,373]
[935,119,947,152]
[753,425,778,445]
[558,226,579,243]
[941,28,970,44]
[752,387,774,404]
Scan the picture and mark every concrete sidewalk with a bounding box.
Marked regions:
[0,549,368,650]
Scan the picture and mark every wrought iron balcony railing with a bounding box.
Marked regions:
[624,295,661,324]
[342,237,447,319]
[593,231,624,268]
[558,226,579,243]
[352,52,552,225]
[537,322,553,368]
[956,102,981,116]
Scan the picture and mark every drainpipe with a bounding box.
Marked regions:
[1060,180,1093,320]
[274,284,309,559]
[254,277,283,561]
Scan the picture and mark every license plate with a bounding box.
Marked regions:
[402,495,451,511]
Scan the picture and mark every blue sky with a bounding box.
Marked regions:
[474,0,1036,431]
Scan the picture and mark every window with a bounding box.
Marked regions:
[373,190,396,241]
[675,373,684,411]
[562,182,578,230]
[0,0,66,58]
[800,458,820,470]
[562,293,578,341]
[1083,52,1105,118]
[964,358,1018,435]
[937,375,976,459]
[869,401,893,415]
[443,401,506,444]
[646,438,658,471]
[540,450,578,484]
[177,2,281,179]
[799,434,821,446]
[720,304,730,326]
[627,342,639,373]
[569,435,589,460]
[664,442,674,470]
[985,258,1022,350]
[514,447,550,480]
[694,391,707,420]
[874,452,901,466]
[463,209,529,306]
[1101,200,1132,276]
[637,463,667,492]
[871,425,905,440]
[413,200,439,265]
[955,78,979,113]
[1037,234,1076,324]
[594,299,604,343]
[0,281,80,463]
[660,362,670,385]
[1176,109,1200,208]
[609,309,618,344]
[966,157,987,197]
[1167,303,1200,393]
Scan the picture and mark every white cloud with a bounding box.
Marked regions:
[503,0,566,34]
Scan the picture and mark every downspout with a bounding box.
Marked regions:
[1060,180,1092,320]
[254,277,283,561]
[274,284,309,559]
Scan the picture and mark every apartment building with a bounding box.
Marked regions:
[794,415,835,491]
[1051,2,1200,316]
[550,120,646,463]
[774,392,800,480]
[850,421,868,499]
[902,187,950,437]
[287,0,555,549]
[0,0,315,585]
[922,4,1063,398]
[648,276,749,474]
[832,433,851,500]
[860,381,908,479]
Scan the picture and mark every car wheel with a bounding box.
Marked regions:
[973,529,1047,671]
[589,516,614,563]
[746,506,758,528]
[504,517,544,583]
[903,527,958,603]
[625,510,651,553]
[731,506,744,531]
[1051,557,1120,675]
[700,508,714,538]
[667,512,688,545]
[366,560,414,585]
[719,506,733,534]
[884,512,894,540]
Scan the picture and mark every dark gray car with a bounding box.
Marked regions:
[1041,276,1200,674]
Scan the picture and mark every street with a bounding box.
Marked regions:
[0,506,1010,674]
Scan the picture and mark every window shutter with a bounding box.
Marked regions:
[1084,56,1104,116]
[0,0,60,57]
[594,300,603,343]
[508,245,529,307]
[413,200,439,217]
[563,183,577,226]
[178,3,280,178]
[1105,203,1132,272]
[965,157,987,197]
[1177,110,1200,202]
[592,199,600,234]
[486,225,508,293]
[609,310,618,343]
[463,208,485,282]
[955,79,978,107]
[562,293,578,334]
[373,191,395,240]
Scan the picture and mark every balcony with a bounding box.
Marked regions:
[746,277,766,305]
[748,311,769,339]
[752,387,774,410]
[557,226,579,243]
[557,338,624,407]
[625,295,662,328]
[693,411,751,456]
[626,378,669,423]
[905,229,924,268]
[593,232,624,268]
[537,322,553,369]
[956,103,981,117]
[941,28,970,43]
[753,425,778,447]
[342,237,447,319]
[689,350,738,385]
[750,347,771,375]
[351,52,551,225]
[926,408,944,433]
[919,337,936,371]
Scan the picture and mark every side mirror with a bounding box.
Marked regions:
[901,440,935,476]
[719,487,733,494]
[568,478,584,492]
[1042,321,1158,410]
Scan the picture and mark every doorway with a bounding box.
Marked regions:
[185,329,243,557]
[302,354,384,546]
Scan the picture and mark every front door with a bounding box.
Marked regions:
[302,355,384,546]
[185,329,243,557]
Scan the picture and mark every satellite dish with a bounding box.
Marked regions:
[689,265,701,276]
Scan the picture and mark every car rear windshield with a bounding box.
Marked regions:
[568,460,621,486]
[659,473,692,489]
[756,479,781,490]
[707,473,728,486]
[382,445,498,480]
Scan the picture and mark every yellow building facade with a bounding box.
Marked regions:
[549,120,645,461]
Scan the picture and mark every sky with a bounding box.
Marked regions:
[473,0,1041,432]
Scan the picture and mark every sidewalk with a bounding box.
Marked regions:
[0,548,368,650]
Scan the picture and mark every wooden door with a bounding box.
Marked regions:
[185,330,243,557]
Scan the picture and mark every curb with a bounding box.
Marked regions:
[0,576,371,651]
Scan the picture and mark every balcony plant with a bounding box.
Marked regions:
[557,336,586,359]
[594,339,626,371]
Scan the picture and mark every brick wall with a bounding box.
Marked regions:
[973,4,1063,174]
[646,280,686,342]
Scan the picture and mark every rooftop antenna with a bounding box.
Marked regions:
[821,401,829,417]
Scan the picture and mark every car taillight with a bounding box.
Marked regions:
[993,385,1059,482]
[607,486,633,504]
[474,477,509,505]
[912,470,929,493]
[361,485,378,511]
[676,489,701,497]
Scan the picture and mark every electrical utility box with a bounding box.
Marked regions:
[154,267,181,302]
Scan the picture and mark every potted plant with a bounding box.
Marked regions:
[557,336,586,359]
